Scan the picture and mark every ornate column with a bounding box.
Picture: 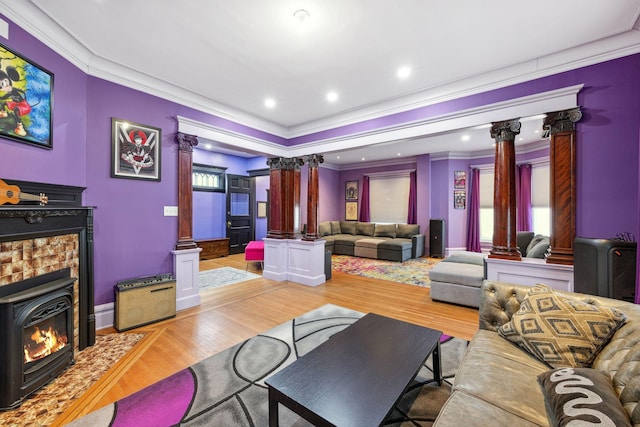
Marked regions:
[175,132,198,250]
[267,157,303,239]
[489,118,522,260]
[172,132,201,311]
[303,154,324,241]
[544,107,582,265]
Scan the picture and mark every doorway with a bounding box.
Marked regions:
[226,174,255,254]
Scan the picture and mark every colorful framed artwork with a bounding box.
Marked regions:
[345,180,358,200]
[111,118,162,181]
[454,190,466,209]
[454,171,466,189]
[345,201,358,221]
[0,42,53,149]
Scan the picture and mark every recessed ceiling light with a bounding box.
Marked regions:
[397,66,412,79]
[361,157,366,161]
[264,98,276,108]
[204,143,213,150]
[461,134,470,141]
[336,155,340,159]
[397,153,401,156]
[326,91,338,102]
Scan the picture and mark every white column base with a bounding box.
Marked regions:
[485,257,574,292]
[263,238,326,286]
[171,247,202,311]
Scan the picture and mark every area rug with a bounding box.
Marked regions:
[332,255,440,287]
[199,267,261,291]
[68,304,468,426]
[0,333,143,427]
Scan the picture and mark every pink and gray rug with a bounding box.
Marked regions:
[332,255,440,287]
[68,304,467,426]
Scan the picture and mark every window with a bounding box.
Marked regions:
[531,163,550,236]
[478,169,494,241]
[193,163,227,192]
[369,174,410,223]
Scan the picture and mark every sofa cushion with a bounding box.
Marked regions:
[356,222,375,236]
[318,221,332,237]
[396,223,420,238]
[525,234,547,255]
[498,284,627,368]
[443,251,486,266]
[526,238,550,258]
[428,262,484,288]
[340,221,356,235]
[330,220,341,235]
[374,223,396,238]
[537,367,631,427]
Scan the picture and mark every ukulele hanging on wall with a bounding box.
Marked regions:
[0,179,48,206]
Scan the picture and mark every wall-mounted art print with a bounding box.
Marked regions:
[111,118,161,181]
[345,180,358,200]
[257,201,267,218]
[454,190,466,209]
[345,201,358,221]
[454,170,466,189]
[0,42,53,149]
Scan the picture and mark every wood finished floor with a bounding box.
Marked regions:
[53,253,479,426]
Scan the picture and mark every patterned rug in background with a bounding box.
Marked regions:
[332,255,440,287]
[199,267,261,291]
[67,304,468,426]
[0,333,143,427]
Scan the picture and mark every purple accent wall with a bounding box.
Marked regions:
[3,13,640,306]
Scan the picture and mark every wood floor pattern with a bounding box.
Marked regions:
[53,253,479,426]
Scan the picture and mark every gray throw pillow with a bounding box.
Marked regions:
[318,222,332,237]
[525,234,547,255]
[356,222,375,236]
[340,221,356,235]
[537,367,631,427]
[330,221,341,235]
[374,223,396,238]
[396,223,420,238]
[526,238,550,258]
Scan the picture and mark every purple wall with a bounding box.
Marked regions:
[3,13,640,306]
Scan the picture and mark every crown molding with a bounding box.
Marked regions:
[2,1,639,142]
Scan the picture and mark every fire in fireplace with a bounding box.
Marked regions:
[0,268,75,410]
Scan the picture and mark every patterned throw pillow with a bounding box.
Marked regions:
[537,367,632,426]
[498,284,626,368]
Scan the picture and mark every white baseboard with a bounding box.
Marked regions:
[95,302,114,330]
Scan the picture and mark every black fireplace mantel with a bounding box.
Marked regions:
[0,179,95,349]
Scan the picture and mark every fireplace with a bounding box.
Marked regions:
[0,179,95,408]
[0,268,75,410]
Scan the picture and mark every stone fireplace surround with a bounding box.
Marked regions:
[0,179,95,351]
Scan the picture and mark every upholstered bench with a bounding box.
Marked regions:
[245,240,264,270]
[428,252,486,307]
[354,238,385,258]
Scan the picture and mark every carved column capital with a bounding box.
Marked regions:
[490,118,521,142]
[304,154,324,168]
[175,132,199,152]
[543,107,582,136]
[267,157,304,170]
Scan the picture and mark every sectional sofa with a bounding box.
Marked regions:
[318,221,425,262]
[434,280,639,426]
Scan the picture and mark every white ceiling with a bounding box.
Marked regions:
[3,1,640,166]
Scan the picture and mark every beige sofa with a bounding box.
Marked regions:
[435,280,640,426]
[318,220,425,262]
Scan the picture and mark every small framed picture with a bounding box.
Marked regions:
[454,190,466,209]
[345,180,359,200]
[111,118,162,181]
[454,171,466,189]
[257,201,267,218]
[345,201,358,221]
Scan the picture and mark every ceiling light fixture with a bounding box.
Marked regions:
[461,134,470,141]
[397,66,412,79]
[293,9,310,23]
[326,91,338,102]
[264,98,276,108]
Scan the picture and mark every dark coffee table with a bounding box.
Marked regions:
[265,313,442,427]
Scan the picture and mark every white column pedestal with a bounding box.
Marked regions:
[485,257,574,292]
[263,238,326,286]
[171,247,202,311]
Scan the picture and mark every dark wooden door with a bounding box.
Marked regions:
[226,175,255,254]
